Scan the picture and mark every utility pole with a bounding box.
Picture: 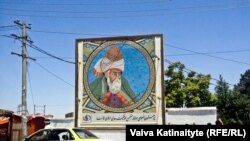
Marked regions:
[17,104,22,115]
[12,20,31,116]
[21,21,28,117]
[44,105,46,116]
[11,20,33,140]
[34,104,36,115]
[12,20,34,116]
[33,105,46,115]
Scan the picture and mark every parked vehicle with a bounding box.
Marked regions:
[23,127,111,141]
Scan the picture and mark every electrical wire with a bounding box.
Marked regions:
[0,34,15,39]
[44,104,74,107]
[31,56,74,60]
[164,59,234,86]
[166,49,250,56]
[0,7,169,14]
[27,62,35,106]
[0,25,19,32]
[164,59,216,87]
[32,61,74,87]
[2,33,250,67]
[26,42,75,64]
[0,12,155,19]
[0,28,18,31]
[0,0,248,11]
[1,1,250,19]
[30,29,112,36]
[1,34,75,64]
[0,25,18,28]
[0,0,168,6]
[166,43,250,66]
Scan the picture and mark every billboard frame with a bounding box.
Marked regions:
[75,34,165,129]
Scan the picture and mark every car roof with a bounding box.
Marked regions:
[27,127,90,137]
[44,127,85,130]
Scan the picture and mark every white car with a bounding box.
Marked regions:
[23,127,112,141]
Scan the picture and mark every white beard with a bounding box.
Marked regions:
[107,77,122,94]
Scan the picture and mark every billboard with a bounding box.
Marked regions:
[75,34,164,128]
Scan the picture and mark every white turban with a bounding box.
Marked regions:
[93,57,124,76]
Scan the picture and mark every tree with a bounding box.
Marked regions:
[215,74,250,125]
[215,75,234,124]
[185,72,217,107]
[237,69,250,97]
[164,62,217,107]
[164,62,185,107]
[234,70,250,124]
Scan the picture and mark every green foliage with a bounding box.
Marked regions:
[215,74,250,125]
[164,62,217,107]
[237,70,250,97]
[215,75,234,124]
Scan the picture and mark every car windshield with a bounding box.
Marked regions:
[72,128,98,139]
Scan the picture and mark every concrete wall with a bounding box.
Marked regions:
[91,107,217,141]
[90,130,125,141]
[45,118,74,128]
[45,107,216,141]
[165,107,217,125]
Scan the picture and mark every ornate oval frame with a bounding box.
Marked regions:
[83,40,155,112]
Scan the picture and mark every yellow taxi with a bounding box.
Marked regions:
[23,127,111,141]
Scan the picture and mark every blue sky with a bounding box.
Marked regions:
[1,0,250,118]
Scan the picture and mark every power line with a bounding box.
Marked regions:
[1,33,75,64]
[27,63,35,106]
[166,49,250,56]
[30,29,112,36]
[0,25,19,32]
[0,25,18,28]
[0,34,16,39]
[164,59,234,86]
[31,56,74,60]
[28,30,250,60]
[0,28,18,31]
[164,59,217,86]
[0,7,169,14]
[1,33,74,64]
[0,0,248,8]
[4,32,249,66]
[0,0,168,6]
[44,104,74,107]
[4,29,250,66]
[1,4,250,19]
[183,65,234,86]
[166,43,250,66]
[26,42,75,64]
[1,1,250,19]
[32,61,74,87]
[0,12,156,19]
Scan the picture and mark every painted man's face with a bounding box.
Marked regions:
[108,69,121,83]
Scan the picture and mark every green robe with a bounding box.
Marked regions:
[89,76,137,104]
